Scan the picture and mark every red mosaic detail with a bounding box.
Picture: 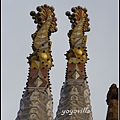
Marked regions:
[67,75,73,79]
[77,9,82,21]
[41,69,48,77]
[28,79,36,87]
[77,63,84,71]
[68,63,75,71]
[30,69,38,78]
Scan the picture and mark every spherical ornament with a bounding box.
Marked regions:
[32,16,36,19]
[65,11,70,16]
[48,60,52,66]
[40,53,48,60]
[54,27,58,32]
[68,16,72,20]
[84,8,87,12]
[78,6,81,9]
[83,55,86,59]
[54,17,57,21]
[30,11,36,16]
[71,7,76,12]
[75,49,83,55]
[88,27,91,31]
[44,4,48,7]
[34,20,38,24]
[51,6,55,11]
[36,6,42,12]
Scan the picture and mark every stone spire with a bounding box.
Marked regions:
[16,4,57,120]
[55,6,93,120]
[106,83,118,120]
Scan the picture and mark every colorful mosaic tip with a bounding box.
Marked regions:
[65,6,90,33]
[30,4,58,33]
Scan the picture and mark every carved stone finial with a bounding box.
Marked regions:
[106,83,118,105]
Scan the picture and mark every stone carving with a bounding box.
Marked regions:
[106,83,118,105]
[106,83,118,120]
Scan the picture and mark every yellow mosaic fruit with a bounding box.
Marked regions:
[40,53,48,60]
[83,54,86,59]
[74,48,83,55]
[48,60,52,65]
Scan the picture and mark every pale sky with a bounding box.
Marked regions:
[2,0,119,120]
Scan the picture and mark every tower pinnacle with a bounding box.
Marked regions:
[55,6,93,120]
[16,4,57,120]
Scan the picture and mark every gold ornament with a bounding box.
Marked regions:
[40,53,48,60]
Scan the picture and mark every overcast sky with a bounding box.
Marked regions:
[2,0,119,120]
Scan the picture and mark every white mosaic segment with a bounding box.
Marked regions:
[47,100,53,110]
[38,34,46,39]
[35,61,40,67]
[34,77,43,87]
[72,71,80,79]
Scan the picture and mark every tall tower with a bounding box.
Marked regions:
[16,4,57,120]
[55,6,93,120]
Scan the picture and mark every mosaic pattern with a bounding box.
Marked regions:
[55,6,93,120]
[16,4,57,120]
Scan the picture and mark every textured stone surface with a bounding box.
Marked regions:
[106,84,118,120]
[55,80,93,120]
[16,89,53,120]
